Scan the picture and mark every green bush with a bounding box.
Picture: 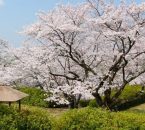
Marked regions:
[0,105,17,130]
[79,99,99,108]
[88,99,99,108]
[16,107,53,130]
[55,107,145,130]
[0,105,53,130]
[0,104,15,115]
[79,100,90,107]
[17,86,49,107]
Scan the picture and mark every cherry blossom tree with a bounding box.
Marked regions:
[0,39,10,66]
[0,45,53,88]
[0,39,15,84]
[46,81,93,108]
[19,0,145,109]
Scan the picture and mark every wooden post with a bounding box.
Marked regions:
[8,102,11,107]
[18,100,21,111]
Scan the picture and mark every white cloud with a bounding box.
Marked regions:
[0,0,4,6]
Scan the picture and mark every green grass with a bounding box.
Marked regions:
[118,85,142,100]
[128,103,145,113]
[22,105,68,116]
[45,108,68,116]
[9,104,68,117]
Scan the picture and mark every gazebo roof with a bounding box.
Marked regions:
[0,85,28,102]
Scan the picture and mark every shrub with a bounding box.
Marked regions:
[88,99,99,108]
[16,106,53,130]
[0,105,17,130]
[0,105,53,130]
[16,86,49,107]
[0,104,15,115]
[79,100,90,107]
[55,107,145,130]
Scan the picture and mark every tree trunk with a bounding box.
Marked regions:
[93,92,103,107]
[68,94,82,109]
[74,94,81,108]
[69,101,75,109]
[93,89,115,110]
[103,88,112,109]
[141,86,144,92]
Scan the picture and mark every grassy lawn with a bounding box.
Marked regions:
[128,103,145,113]
[10,102,145,115]
[12,104,68,116]
[45,108,68,116]
[0,103,67,117]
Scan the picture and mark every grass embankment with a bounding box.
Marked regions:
[128,104,145,113]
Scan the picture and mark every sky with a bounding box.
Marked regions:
[0,0,143,47]
[0,0,84,47]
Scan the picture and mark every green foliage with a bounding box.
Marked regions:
[117,95,145,110]
[0,104,15,115]
[55,107,145,130]
[1,104,145,130]
[80,85,142,109]
[0,115,17,130]
[17,86,49,107]
[0,105,17,130]
[16,107,53,130]
[118,85,142,101]
[0,105,53,130]
[79,100,90,107]
[88,99,99,108]
[114,85,145,110]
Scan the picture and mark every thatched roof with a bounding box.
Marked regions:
[0,85,28,102]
